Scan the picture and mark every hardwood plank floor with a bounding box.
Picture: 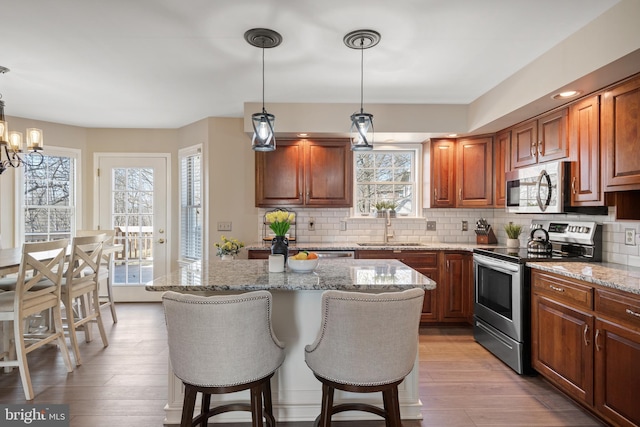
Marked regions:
[0,303,607,427]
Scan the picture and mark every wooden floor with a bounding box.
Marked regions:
[0,303,606,427]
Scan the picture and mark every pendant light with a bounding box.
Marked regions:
[245,28,282,152]
[344,30,380,151]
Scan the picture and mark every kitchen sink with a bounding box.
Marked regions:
[357,242,425,247]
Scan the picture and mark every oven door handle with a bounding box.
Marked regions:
[474,254,521,274]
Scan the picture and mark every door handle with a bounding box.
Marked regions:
[158,238,166,244]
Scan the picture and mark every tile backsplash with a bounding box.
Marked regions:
[257,207,640,267]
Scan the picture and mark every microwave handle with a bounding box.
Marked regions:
[536,169,552,212]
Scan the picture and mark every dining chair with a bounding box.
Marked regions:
[76,229,118,323]
[163,290,286,427]
[304,288,425,427]
[61,234,109,366]
[0,238,74,400]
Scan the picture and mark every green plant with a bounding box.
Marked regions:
[504,223,523,239]
[374,201,397,211]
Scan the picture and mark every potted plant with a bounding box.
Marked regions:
[388,201,398,218]
[215,235,245,260]
[374,201,388,217]
[265,209,296,264]
[504,223,523,249]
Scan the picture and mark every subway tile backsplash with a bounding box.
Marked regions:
[257,207,640,266]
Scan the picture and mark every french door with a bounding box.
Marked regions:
[97,155,169,302]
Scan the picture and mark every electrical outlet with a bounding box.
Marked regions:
[340,220,347,231]
[308,217,315,231]
[217,221,232,232]
[462,221,468,231]
[625,228,636,246]
[426,221,437,231]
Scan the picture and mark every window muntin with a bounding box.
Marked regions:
[354,149,417,217]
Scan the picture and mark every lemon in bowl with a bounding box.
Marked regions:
[287,251,319,273]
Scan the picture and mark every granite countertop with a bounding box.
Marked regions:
[527,261,640,296]
[246,242,500,251]
[146,258,436,292]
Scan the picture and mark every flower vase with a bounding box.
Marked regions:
[221,254,235,261]
[271,236,289,266]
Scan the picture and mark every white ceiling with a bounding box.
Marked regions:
[1,0,621,130]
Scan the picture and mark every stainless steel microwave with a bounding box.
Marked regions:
[505,161,566,213]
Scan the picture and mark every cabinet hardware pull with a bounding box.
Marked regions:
[549,285,565,292]
[537,140,543,155]
[595,329,601,352]
[446,260,450,270]
[459,188,462,201]
[626,308,640,318]
[571,176,577,194]
[434,188,437,200]
[583,324,590,347]
[530,142,537,157]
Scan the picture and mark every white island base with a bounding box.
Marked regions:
[163,289,423,424]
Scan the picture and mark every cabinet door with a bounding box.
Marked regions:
[430,139,456,207]
[511,120,538,168]
[494,130,509,207]
[569,96,603,206]
[594,318,640,427]
[255,140,304,207]
[603,75,640,191]
[305,139,352,207]
[440,252,472,321]
[457,136,493,207]
[532,294,594,405]
[537,108,569,163]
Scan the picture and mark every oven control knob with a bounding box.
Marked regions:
[584,227,590,233]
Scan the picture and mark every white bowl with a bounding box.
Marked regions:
[287,257,319,273]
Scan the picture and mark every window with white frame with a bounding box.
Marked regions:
[354,148,419,217]
[179,145,203,261]
[22,148,78,242]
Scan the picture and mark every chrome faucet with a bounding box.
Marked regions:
[383,210,394,244]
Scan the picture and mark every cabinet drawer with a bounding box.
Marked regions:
[595,288,640,329]
[531,270,593,310]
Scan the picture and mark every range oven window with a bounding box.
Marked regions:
[476,264,513,320]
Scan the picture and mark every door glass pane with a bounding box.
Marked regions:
[111,167,154,285]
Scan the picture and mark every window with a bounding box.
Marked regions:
[179,145,203,261]
[354,148,419,217]
[22,148,79,242]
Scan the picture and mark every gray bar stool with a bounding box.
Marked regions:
[162,291,286,427]
[304,288,425,427]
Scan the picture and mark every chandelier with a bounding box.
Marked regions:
[0,66,44,174]
[344,30,381,151]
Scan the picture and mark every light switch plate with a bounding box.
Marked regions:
[217,221,232,232]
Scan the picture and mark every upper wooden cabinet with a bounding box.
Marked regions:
[568,95,603,206]
[493,130,509,207]
[456,136,493,207]
[511,108,569,169]
[430,137,493,208]
[430,139,456,208]
[255,139,352,207]
[602,74,640,192]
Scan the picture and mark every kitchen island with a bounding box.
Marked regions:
[146,258,435,425]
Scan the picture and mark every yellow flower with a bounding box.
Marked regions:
[215,235,244,257]
[266,210,295,236]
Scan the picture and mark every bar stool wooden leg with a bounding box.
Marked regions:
[181,385,198,427]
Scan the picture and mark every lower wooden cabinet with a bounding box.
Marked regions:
[531,269,640,427]
[355,250,472,324]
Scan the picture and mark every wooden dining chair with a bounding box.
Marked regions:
[76,229,118,323]
[0,239,74,400]
[61,234,109,366]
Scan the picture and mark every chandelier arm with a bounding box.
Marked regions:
[28,150,44,168]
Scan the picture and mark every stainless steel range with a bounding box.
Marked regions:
[472,220,602,374]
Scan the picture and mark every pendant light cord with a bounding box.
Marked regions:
[359,37,364,114]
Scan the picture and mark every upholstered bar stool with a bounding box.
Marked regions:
[304,288,425,427]
[162,291,286,427]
